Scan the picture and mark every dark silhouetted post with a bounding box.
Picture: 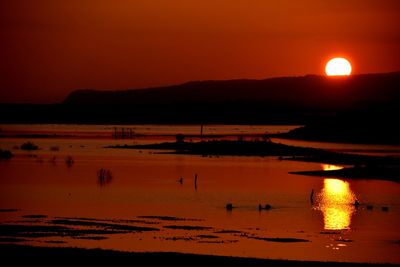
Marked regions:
[310,189,314,204]
[194,173,198,190]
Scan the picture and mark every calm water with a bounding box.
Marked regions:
[0,124,399,263]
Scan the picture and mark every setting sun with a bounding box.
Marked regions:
[325,57,352,76]
[1,1,400,265]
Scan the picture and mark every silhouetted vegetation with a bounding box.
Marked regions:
[175,134,185,143]
[20,141,39,151]
[113,127,136,139]
[0,149,13,159]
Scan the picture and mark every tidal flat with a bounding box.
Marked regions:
[1,124,399,264]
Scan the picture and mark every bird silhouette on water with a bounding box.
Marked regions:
[259,204,272,211]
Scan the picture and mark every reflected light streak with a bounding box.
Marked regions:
[317,178,356,230]
[322,164,344,171]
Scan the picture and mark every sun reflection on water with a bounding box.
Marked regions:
[317,178,356,230]
[322,164,344,171]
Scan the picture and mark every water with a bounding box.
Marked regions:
[0,124,399,263]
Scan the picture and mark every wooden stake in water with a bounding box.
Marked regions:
[310,189,314,204]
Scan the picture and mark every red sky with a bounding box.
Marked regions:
[1,0,399,103]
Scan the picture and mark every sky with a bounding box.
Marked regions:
[1,0,399,103]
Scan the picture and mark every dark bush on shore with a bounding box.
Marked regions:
[0,149,13,159]
[20,141,39,151]
[175,134,185,143]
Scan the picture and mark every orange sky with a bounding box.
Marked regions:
[1,0,399,103]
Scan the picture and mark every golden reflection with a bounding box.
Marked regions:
[317,179,356,230]
[321,164,344,171]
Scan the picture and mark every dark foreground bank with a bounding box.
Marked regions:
[0,245,396,266]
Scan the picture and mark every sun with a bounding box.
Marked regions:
[325,57,352,76]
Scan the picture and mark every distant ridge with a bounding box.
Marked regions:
[63,72,400,111]
[1,72,399,125]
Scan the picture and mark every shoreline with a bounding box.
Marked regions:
[290,165,400,183]
[108,140,400,182]
[108,140,400,164]
[0,244,396,266]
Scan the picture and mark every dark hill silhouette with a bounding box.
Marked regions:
[63,72,400,111]
[1,72,399,127]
